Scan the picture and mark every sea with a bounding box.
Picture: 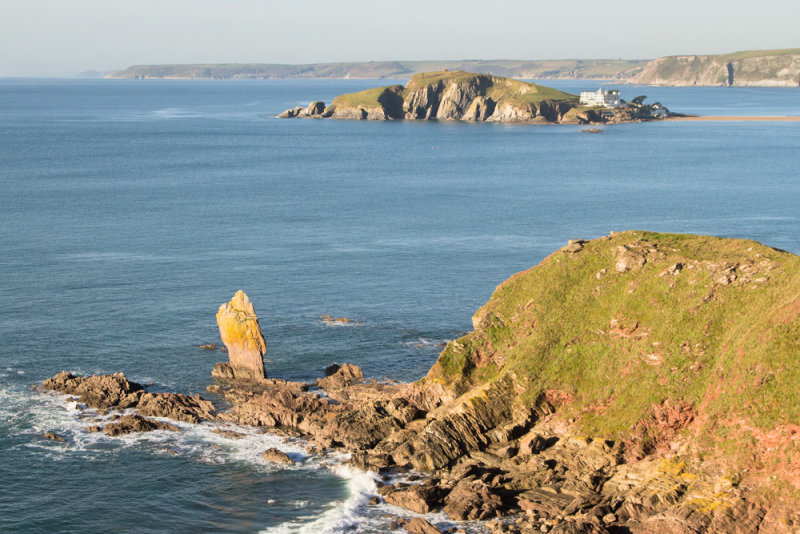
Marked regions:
[1,77,799,533]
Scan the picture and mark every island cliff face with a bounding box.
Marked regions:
[39,232,800,533]
[279,71,654,125]
[632,49,800,86]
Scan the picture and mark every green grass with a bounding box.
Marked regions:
[330,85,402,108]
[326,71,578,114]
[426,231,800,448]
[717,49,800,61]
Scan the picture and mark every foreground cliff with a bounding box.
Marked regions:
[631,49,800,86]
[40,232,800,533]
[279,71,665,124]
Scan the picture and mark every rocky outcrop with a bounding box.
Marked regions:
[262,447,294,465]
[631,50,800,86]
[103,414,180,436]
[213,290,267,380]
[40,371,215,426]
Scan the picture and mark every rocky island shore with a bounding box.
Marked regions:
[39,231,800,533]
[278,71,670,125]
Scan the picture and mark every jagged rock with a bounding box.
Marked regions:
[103,414,179,436]
[321,398,419,449]
[41,371,144,410]
[137,392,216,423]
[303,101,325,117]
[614,244,648,272]
[262,447,294,465]
[517,488,575,518]
[277,106,304,118]
[391,379,515,470]
[317,363,364,390]
[403,517,443,534]
[40,371,215,425]
[443,478,507,520]
[383,483,445,514]
[214,290,267,380]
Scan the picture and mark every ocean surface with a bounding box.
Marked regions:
[1,78,799,533]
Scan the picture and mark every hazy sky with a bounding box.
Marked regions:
[1,0,798,76]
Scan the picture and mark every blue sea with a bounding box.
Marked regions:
[1,78,799,533]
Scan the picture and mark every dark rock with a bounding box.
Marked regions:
[262,447,294,465]
[41,371,143,410]
[103,415,179,436]
[44,431,66,442]
[317,363,364,390]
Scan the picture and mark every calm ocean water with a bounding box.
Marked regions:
[1,78,799,533]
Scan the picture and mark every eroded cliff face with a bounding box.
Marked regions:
[631,52,800,86]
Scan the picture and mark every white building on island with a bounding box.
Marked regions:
[579,88,621,108]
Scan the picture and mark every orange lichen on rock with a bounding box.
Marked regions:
[213,290,266,380]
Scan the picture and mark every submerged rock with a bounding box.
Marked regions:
[44,431,66,442]
[214,290,267,381]
[262,447,294,465]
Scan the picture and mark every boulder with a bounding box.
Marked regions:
[277,106,304,118]
[214,290,267,380]
[317,363,364,390]
[44,431,66,442]
[383,483,445,514]
[262,447,294,465]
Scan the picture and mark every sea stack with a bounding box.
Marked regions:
[212,290,267,381]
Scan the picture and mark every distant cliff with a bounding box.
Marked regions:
[631,49,800,87]
[108,59,646,80]
[279,71,668,125]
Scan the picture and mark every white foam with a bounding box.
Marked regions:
[260,464,378,534]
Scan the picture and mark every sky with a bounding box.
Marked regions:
[0,0,798,77]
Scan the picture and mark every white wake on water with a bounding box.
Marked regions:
[260,464,378,534]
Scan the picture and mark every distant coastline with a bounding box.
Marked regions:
[106,49,800,87]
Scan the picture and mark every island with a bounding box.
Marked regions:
[278,71,670,125]
[38,231,800,534]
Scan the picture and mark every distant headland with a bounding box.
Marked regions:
[107,49,800,87]
[277,71,671,125]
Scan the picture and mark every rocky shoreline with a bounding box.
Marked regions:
[39,229,800,534]
[38,248,800,534]
[38,363,796,534]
